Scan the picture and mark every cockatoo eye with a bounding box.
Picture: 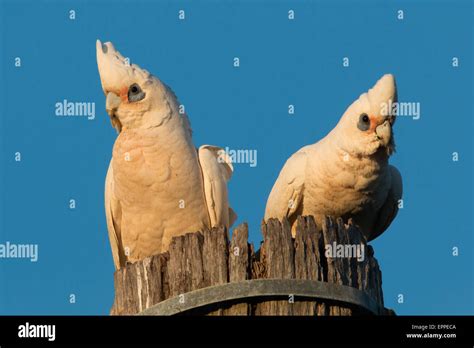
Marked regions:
[357,113,370,131]
[128,83,146,102]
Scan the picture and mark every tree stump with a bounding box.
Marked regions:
[110,216,393,316]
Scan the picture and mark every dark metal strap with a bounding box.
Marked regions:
[139,279,382,315]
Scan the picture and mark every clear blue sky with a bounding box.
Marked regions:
[0,0,472,315]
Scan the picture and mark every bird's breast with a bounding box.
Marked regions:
[304,150,390,217]
[109,128,211,259]
[111,129,206,211]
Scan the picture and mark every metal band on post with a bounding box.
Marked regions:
[139,279,383,316]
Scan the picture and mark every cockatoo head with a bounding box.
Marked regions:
[96,40,180,133]
[335,74,397,157]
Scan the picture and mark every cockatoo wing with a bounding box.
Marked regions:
[198,145,236,229]
[264,150,307,223]
[370,165,403,240]
[105,162,125,270]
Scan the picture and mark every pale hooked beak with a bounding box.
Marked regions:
[106,92,121,117]
[375,120,395,155]
[106,92,122,133]
[375,120,391,146]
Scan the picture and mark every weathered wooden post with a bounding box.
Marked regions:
[110,216,393,316]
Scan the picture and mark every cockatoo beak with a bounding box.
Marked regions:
[375,120,391,147]
[106,92,121,116]
[375,119,395,156]
[105,91,123,133]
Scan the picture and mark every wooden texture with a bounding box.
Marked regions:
[110,216,390,316]
[226,223,251,315]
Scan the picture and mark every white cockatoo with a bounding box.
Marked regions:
[96,40,236,269]
[265,74,403,241]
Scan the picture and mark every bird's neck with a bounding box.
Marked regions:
[314,138,389,181]
[117,112,195,154]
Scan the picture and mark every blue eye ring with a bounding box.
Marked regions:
[128,83,146,102]
[357,113,370,131]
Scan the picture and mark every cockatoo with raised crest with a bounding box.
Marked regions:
[265,74,402,241]
[96,40,236,270]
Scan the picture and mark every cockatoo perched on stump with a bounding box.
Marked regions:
[265,74,403,241]
[96,40,236,270]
